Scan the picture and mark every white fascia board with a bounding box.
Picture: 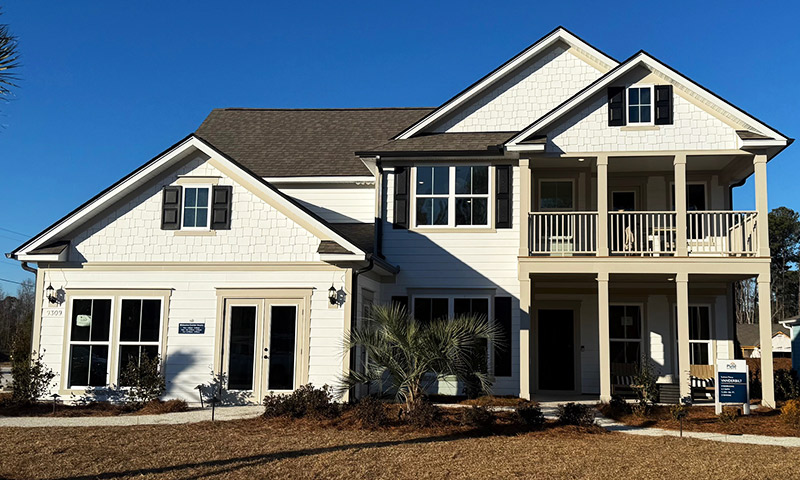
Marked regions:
[505,144,546,152]
[396,28,618,140]
[13,136,200,257]
[318,254,366,262]
[15,252,68,263]
[264,176,375,184]
[507,52,788,146]
[739,139,788,149]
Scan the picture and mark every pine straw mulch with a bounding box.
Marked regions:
[0,411,797,479]
[598,403,800,437]
[0,398,190,418]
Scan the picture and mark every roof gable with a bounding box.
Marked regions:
[395,27,618,140]
[9,136,368,260]
[507,51,790,148]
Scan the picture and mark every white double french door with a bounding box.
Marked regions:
[223,298,302,398]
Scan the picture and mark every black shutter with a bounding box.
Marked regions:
[393,167,410,229]
[495,165,512,229]
[161,186,182,230]
[494,297,512,377]
[654,85,673,125]
[210,185,233,230]
[391,296,409,312]
[608,86,626,126]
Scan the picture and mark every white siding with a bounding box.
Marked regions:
[70,154,321,263]
[548,90,738,153]
[279,183,375,224]
[37,267,348,401]
[434,44,604,133]
[382,165,521,396]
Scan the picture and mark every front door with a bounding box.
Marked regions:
[223,298,302,398]
[537,309,575,391]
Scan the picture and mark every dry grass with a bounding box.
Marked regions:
[0,399,191,418]
[600,403,800,437]
[0,416,797,479]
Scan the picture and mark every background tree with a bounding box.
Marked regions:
[0,8,21,101]
[768,206,800,321]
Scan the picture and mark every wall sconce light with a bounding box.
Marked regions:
[46,283,59,304]
[328,285,338,305]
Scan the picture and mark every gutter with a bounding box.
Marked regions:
[20,261,37,275]
[347,254,375,402]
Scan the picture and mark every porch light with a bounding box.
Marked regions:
[328,285,338,305]
[45,283,57,304]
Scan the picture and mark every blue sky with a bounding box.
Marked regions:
[0,1,798,286]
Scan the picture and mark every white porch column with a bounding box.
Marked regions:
[597,155,609,256]
[758,273,776,408]
[598,272,611,402]
[676,272,691,400]
[753,153,770,257]
[674,154,688,257]
[519,275,532,400]
[519,158,531,257]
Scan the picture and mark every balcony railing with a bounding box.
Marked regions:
[687,211,758,256]
[528,212,597,255]
[609,211,677,256]
[528,211,759,257]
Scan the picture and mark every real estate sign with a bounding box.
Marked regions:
[715,359,749,414]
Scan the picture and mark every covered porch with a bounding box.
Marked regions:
[518,269,777,407]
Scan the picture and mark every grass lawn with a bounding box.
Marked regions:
[0,416,797,479]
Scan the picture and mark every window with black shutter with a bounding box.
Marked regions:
[495,165,512,229]
[393,167,410,229]
[210,185,233,230]
[608,86,626,126]
[654,85,673,125]
[161,186,182,230]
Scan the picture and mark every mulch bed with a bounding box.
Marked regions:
[0,397,191,417]
[598,403,800,437]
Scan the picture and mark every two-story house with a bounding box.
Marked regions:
[7,27,791,407]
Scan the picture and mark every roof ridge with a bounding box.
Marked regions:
[213,107,436,112]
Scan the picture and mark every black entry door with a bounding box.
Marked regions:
[538,309,575,391]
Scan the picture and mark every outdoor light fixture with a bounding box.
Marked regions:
[328,285,338,305]
[46,283,58,304]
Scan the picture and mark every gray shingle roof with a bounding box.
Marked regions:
[357,132,514,156]
[195,108,434,177]
[319,223,375,254]
[736,323,789,348]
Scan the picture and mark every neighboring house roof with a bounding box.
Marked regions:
[7,135,375,262]
[195,108,434,177]
[356,132,513,157]
[505,50,792,149]
[395,26,619,140]
[736,323,790,348]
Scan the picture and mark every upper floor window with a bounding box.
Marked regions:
[539,180,574,211]
[627,86,653,125]
[414,166,490,228]
[182,186,211,229]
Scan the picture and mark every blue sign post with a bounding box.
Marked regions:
[715,360,750,415]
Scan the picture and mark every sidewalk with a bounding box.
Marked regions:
[0,405,264,428]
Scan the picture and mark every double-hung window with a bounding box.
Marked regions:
[118,299,163,385]
[67,294,165,389]
[68,298,113,387]
[688,306,712,365]
[415,166,490,228]
[182,186,211,229]
[627,85,653,125]
[609,305,642,365]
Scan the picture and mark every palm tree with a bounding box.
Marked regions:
[0,9,20,99]
[340,303,503,414]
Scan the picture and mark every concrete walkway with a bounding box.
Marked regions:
[0,405,264,428]
[593,412,800,447]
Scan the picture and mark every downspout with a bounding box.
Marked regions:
[374,156,385,259]
[20,261,37,275]
[348,254,375,402]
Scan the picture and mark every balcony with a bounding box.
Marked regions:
[527,211,759,257]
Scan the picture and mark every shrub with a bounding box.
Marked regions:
[459,405,495,429]
[781,399,800,428]
[119,354,166,405]
[348,395,389,429]
[632,357,659,407]
[557,402,594,426]
[631,403,651,418]
[263,384,339,420]
[670,403,689,421]
[514,402,545,430]
[607,395,631,418]
[775,369,800,401]
[405,398,441,428]
[717,407,739,424]
[8,330,56,405]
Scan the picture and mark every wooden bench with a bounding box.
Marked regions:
[611,362,638,397]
